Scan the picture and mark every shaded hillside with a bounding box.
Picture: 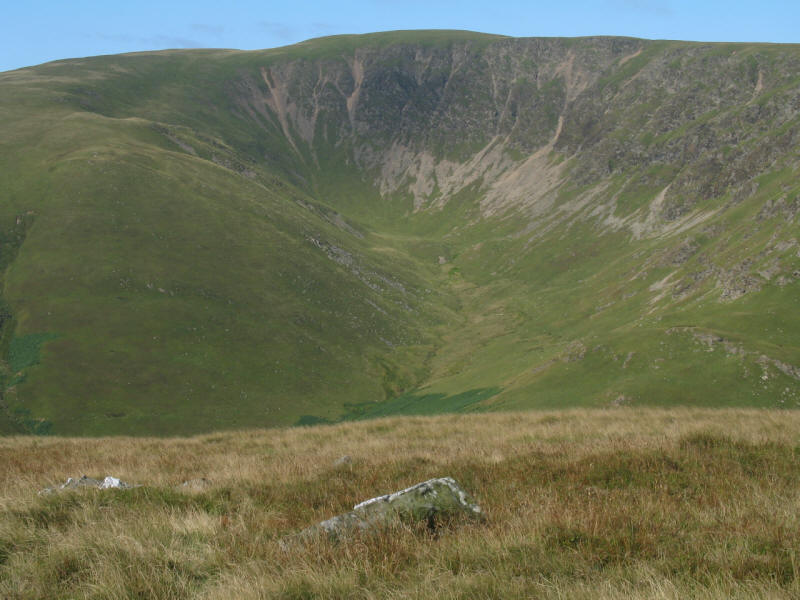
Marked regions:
[0,31,799,434]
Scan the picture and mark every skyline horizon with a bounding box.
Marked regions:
[3,1,797,73]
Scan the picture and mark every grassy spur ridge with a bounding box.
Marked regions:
[1,408,800,598]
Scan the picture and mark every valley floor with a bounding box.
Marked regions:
[1,408,800,599]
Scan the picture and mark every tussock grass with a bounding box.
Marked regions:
[1,408,800,598]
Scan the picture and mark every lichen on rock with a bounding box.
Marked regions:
[296,477,483,542]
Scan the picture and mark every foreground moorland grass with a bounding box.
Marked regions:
[1,408,800,599]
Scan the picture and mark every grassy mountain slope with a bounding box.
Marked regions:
[0,47,457,434]
[0,32,799,434]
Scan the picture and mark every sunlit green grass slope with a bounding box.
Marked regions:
[0,47,458,434]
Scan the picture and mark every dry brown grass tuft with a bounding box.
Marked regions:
[1,408,800,598]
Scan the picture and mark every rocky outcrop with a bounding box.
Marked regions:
[39,475,139,495]
[332,455,352,467]
[228,35,800,230]
[297,477,482,541]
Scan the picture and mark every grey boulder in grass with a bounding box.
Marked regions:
[300,477,483,541]
[38,475,139,495]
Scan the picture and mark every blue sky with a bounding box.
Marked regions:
[3,1,798,72]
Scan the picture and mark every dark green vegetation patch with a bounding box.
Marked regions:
[347,387,502,420]
[7,334,58,374]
